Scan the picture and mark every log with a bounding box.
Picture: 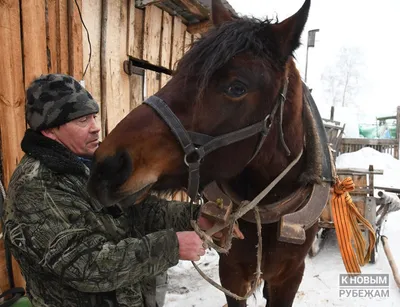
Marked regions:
[381,236,400,289]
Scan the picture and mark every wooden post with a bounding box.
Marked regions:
[396,106,400,159]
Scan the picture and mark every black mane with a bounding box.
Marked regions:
[175,17,284,99]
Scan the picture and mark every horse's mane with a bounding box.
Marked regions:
[175,16,286,100]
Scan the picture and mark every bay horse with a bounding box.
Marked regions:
[88,0,334,306]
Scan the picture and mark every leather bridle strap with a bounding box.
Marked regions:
[143,79,289,202]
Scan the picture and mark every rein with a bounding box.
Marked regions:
[142,78,289,203]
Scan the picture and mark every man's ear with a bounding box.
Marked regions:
[41,128,58,140]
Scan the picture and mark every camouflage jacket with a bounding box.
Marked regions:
[2,129,200,307]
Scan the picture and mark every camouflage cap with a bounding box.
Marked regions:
[26,74,99,131]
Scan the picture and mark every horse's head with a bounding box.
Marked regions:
[88,0,311,206]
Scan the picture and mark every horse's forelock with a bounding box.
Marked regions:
[175,17,282,102]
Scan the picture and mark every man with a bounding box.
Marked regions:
[2,74,214,307]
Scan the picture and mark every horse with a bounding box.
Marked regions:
[87,0,334,306]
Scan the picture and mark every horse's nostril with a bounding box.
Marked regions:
[94,150,133,189]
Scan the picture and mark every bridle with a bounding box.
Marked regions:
[143,78,290,203]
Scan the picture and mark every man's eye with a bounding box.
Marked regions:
[79,117,88,122]
[224,82,247,98]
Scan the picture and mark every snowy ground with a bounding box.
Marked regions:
[165,148,400,307]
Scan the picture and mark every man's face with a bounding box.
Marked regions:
[51,114,101,157]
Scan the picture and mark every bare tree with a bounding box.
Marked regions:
[321,46,364,107]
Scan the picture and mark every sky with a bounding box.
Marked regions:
[226,0,400,124]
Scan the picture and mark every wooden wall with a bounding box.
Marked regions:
[0,0,206,293]
[0,0,85,292]
[82,1,201,137]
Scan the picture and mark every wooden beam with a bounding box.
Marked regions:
[187,20,212,35]
[68,0,83,79]
[135,0,161,7]
[173,0,209,19]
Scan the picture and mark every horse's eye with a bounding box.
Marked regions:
[224,82,247,98]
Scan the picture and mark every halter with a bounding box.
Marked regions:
[142,79,289,202]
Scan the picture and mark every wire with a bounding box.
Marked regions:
[74,0,92,79]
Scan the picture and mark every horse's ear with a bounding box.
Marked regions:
[271,0,311,58]
[212,0,233,26]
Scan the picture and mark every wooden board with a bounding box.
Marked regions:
[0,0,27,290]
[21,0,47,87]
[101,0,130,134]
[82,0,102,136]
[171,16,185,71]
[68,0,83,79]
[160,11,172,69]
[133,8,144,59]
[57,0,69,74]
[127,0,135,57]
[143,5,163,66]
[130,74,144,110]
[145,70,160,98]
[47,0,58,73]
[160,73,172,88]
[184,31,192,54]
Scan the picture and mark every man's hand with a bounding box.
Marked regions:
[176,231,206,261]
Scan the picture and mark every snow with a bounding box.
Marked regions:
[164,148,400,306]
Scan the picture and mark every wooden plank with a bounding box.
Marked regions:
[171,16,185,71]
[160,11,172,69]
[57,0,69,74]
[0,0,27,290]
[21,0,47,87]
[193,33,202,42]
[173,0,209,19]
[68,0,83,79]
[130,74,144,110]
[145,70,160,98]
[82,0,102,133]
[184,31,192,54]
[101,0,131,134]
[127,0,135,57]
[341,138,397,146]
[187,20,211,35]
[160,73,172,88]
[143,5,162,66]
[133,8,144,59]
[47,0,58,73]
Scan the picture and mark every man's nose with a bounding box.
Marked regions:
[90,117,101,133]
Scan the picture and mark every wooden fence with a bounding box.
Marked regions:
[340,138,399,159]
[338,106,400,159]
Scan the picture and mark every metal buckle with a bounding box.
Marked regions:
[261,114,272,136]
[184,147,204,166]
